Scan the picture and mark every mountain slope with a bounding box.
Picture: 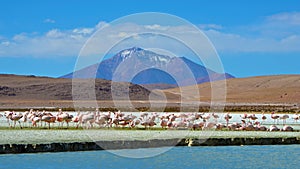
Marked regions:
[1,74,299,109]
[61,47,234,86]
[163,75,300,104]
[0,74,155,101]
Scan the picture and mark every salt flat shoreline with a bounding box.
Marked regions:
[1,137,300,154]
[0,101,298,112]
[0,130,300,154]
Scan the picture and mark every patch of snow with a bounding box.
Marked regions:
[121,50,132,60]
[157,56,169,63]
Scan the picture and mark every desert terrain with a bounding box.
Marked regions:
[0,74,299,111]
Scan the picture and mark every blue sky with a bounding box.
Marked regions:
[0,0,299,77]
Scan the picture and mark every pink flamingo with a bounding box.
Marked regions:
[77,112,95,129]
[281,125,293,131]
[257,123,268,131]
[8,112,23,129]
[268,125,279,131]
[212,113,219,123]
[160,119,168,129]
[167,120,173,129]
[261,113,267,124]
[292,113,299,123]
[130,118,140,128]
[202,121,215,130]
[240,113,248,121]
[3,111,12,126]
[30,115,41,127]
[279,114,289,125]
[271,112,280,124]
[56,109,69,128]
[41,115,56,129]
[216,123,225,130]
[224,113,232,127]
[201,113,211,121]
[249,114,258,121]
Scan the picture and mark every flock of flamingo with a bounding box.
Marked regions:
[0,109,299,131]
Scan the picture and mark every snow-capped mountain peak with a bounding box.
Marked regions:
[61,47,234,85]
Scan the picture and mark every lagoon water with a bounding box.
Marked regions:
[1,145,300,169]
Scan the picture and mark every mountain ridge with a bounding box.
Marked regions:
[61,47,234,86]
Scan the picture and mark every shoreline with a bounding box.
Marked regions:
[0,101,299,112]
[1,137,300,154]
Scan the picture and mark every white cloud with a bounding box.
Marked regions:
[1,41,10,46]
[1,12,300,58]
[13,34,27,41]
[46,29,66,38]
[267,12,300,26]
[72,28,94,35]
[205,29,300,53]
[144,24,170,31]
[95,21,109,29]
[43,18,56,24]
[198,24,223,30]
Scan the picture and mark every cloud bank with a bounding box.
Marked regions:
[0,12,299,58]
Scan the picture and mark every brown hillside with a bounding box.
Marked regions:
[164,75,300,104]
[0,74,155,101]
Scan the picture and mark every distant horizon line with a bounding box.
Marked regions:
[1,72,299,79]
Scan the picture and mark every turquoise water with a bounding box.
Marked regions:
[1,145,300,169]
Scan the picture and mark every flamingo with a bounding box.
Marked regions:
[216,123,225,130]
[194,113,202,120]
[212,113,219,123]
[173,120,186,129]
[178,113,188,121]
[8,112,23,129]
[65,114,73,128]
[119,120,130,128]
[281,125,293,131]
[167,114,177,122]
[192,123,200,130]
[2,110,300,131]
[30,115,41,127]
[56,110,69,128]
[261,113,267,124]
[148,120,156,128]
[224,113,232,127]
[18,111,30,128]
[202,121,215,130]
[245,123,255,131]
[167,120,173,129]
[248,114,258,123]
[292,113,299,123]
[201,113,211,121]
[271,112,280,124]
[140,119,150,129]
[95,115,107,128]
[130,118,140,128]
[257,123,268,131]
[160,119,168,129]
[41,115,56,129]
[268,125,279,131]
[279,114,289,125]
[110,116,119,128]
[78,112,95,129]
[3,111,12,127]
[72,112,80,123]
[228,122,240,131]
[186,120,194,129]
[240,113,248,121]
